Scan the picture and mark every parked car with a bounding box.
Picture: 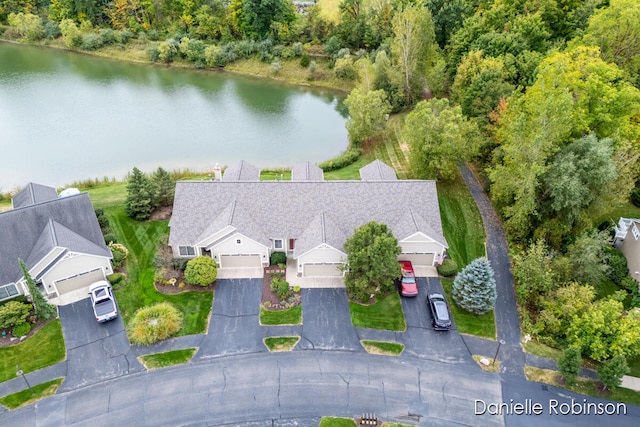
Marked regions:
[427,293,451,330]
[89,281,118,322]
[397,260,418,297]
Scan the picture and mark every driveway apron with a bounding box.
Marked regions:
[195,278,265,359]
[300,288,361,351]
[58,298,142,391]
[400,278,469,363]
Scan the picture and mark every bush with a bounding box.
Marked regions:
[12,322,32,337]
[99,28,116,45]
[270,60,281,75]
[108,273,126,287]
[271,44,284,57]
[300,53,310,67]
[115,29,133,44]
[319,148,362,172]
[631,187,640,207]
[147,29,159,41]
[43,21,61,39]
[171,257,189,271]
[270,252,287,265]
[323,35,341,56]
[184,256,218,286]
[237,39,256,58]
[0,301,32,329]
[292,42,303,57]
[334,56,357,80]
[157,39,178,63]
[605,247,628,285]
[109,242,129,268]
[127,302,183,345]
[437,258,458,277]
[7,12,44,41]
[147,44,160,62]
[205,45,228,67]
[270,278,291,300]
[558,346,581,386]
[598,354,629,390]
[59,19,82,48]
[104,233,117,244]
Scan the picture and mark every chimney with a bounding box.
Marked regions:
[213,163,222,181]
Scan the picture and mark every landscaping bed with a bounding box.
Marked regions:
[261,266,300,310]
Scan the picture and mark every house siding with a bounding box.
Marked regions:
[30,247,66,278]
[41,254,112,295]
[297,245,345,274]
[211,233,269,267]
[621,227,640,281]
[400,241,444,255]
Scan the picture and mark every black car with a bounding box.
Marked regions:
[427,293,451,330]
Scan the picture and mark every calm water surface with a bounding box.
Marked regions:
[0,42,348,190]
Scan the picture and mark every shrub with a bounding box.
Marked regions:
[7,12,44,41]
[319,148,362,172]
[12,322,32,337]
[147,29,159,41]
[104,233,117,244]
[334,56,357,80]
[271,44,284,57]
[109,242,129,269]
[0,301,32,329]
[184,256,218,286]
[323,35,341,56]
[108,273,125,287]
[127,302,183,345]
[605,247,628,285]
[558,346,581,386]
[270,60,281,75]
[147,44,160,62]
[271,278,291,300]
[205,45,228,67]
[99,28,116,45]
[307,60,318,80]
[115,29,133,44]
[43,21,61,39]
[281,46,295,60]
[292,42,303,57]
[300,53,310,68]
[237,39,256,58]
[452,257,497,315]
[598,354,629,390]
[437,258,458,277]
[270,252,287,265]
[631,187,640,207]
[171,257,189,271]
[59,19,82,48]
[81,33,103,51]
[157,39,178,63]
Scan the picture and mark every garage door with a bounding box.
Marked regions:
[400,253,435,267]
[220,254,262,268]
[303,263,343,277]
[54,268,105,295]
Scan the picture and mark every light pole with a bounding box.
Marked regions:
[16,364,34,395]
[492,339,506,365]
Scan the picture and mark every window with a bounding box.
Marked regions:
[178,246,195,256]
[633,224,640,241]
[274,239,283,249]
[0,284,19,301]
[236,239,242,245]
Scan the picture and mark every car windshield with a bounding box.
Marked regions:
[434,301,449,321]
[402,276,416,284]
[94,288,108,298]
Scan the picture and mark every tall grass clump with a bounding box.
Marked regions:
[127,302,183,345]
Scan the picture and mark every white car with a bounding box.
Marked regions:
[89,281,118,322]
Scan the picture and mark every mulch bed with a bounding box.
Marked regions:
[261,266,300,310]
[149,205,172,221]
[0,319,52,349]
[154,280,216,294]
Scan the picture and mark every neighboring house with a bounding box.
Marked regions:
[614,217,640,282]
[0,183,113,304]
[169,160,448,278]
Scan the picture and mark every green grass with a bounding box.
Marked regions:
[361,340,404,355]
[104,207,213,336]
[319,417,357,427]
[349,292,406,331]
[259,305,302,325]
[0,320,65,383]
[260,169,292,180]
[594,202,640,228]
[441,278,496,339]
[138,348,196,369]
[0,378,63,409]
[523,339,562,360]
[627,355,640,377]
[323,155,373,180]
[525,366,640,406]
[263,336,300,352]
[437,170,486,268]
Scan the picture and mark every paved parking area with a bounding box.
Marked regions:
[195,278,265,359]
[58,298,142,391]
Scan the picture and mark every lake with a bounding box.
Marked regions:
[0,42,348,191]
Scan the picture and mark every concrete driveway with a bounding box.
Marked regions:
[58,298,142,391]
[195,278,265,359]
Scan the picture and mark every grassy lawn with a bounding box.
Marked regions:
[263,336,300,352]
[361,340,404,356]
[0,378,63,410]
[323,155,373,180]
[260,169,292,180]
[349,292,406,331]
[319,417,357,427]
[629,355,640,377]
[523,339,562,360]
[441,278,496,339]
[525,366,640,406]
[138,348,196,370]
[0,320,65,383]
[473,355,500,373]
[437,170,486,268]
[259,305,302,325]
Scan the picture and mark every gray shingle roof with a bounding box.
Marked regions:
[0,192,112,285]
[292,161,324,181]
[293,212,347,257]
[169,164,448,256]
[223,161,260,181]
[12,183,58,208]
[359,159,398,181]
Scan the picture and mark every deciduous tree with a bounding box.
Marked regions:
[343,88,391,145]
[598,355,630,390]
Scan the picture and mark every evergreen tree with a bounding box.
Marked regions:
[152,167,175,207]
[558,346,581,386]
[452,257,496,315]
[18,259,57,321]
[125,167,156,220]
[598,354,630,390]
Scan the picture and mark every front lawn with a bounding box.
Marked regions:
[441,278,496,339]
[0,320,65,383]
[264,336,300,352]
[259,305,302,325]
[104,207,213,336]
[319,417,357,427]
[361,340,404,356]
[138,348,196,369]
[0,377,63,409]
[349,292,406,331]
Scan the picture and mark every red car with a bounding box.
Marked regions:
[398,260,418,297]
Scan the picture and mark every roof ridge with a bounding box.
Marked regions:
[49,219,59,246]
[306,161,311,180]
[376,160,384,178]
[409,208,419,231]
[229,200,237,224]
[321,211,326,243]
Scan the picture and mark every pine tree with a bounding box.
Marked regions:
[452,257,496,314]
[558,346,581,386]
[152,167,175,207]
[125,167,156,220]
[19,259,57,321]
[598,354,630,390]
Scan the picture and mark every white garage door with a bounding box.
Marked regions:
[55,268,105,295]
[303,263,343,277]
[400,253,435,267]
[220,254,262,268]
